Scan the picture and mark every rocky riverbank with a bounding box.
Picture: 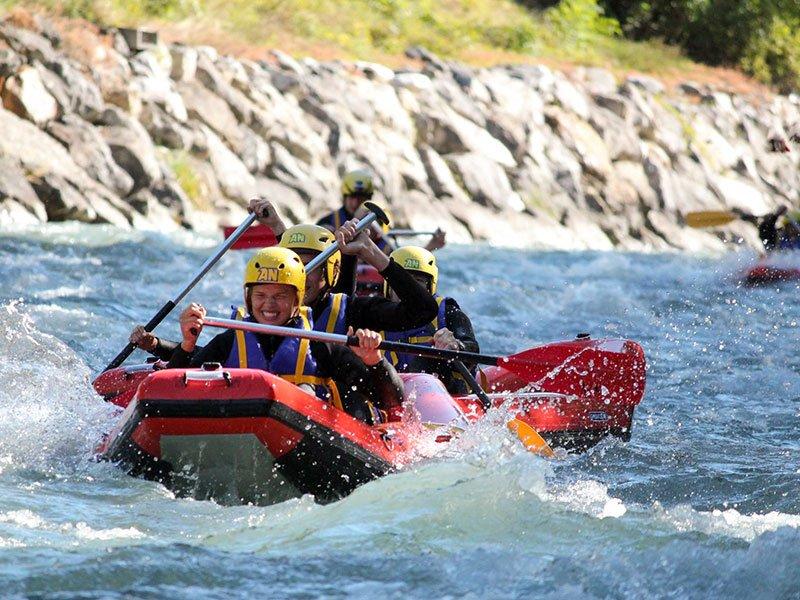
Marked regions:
[0,13,798,251]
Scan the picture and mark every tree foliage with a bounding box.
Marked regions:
[596,0,800,89]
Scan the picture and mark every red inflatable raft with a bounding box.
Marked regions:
[744,264,800,285]
[94,337,646,505]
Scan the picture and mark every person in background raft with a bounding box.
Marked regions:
[733,206,800,252]
[166,247,404,423]
[316,169,446,254]
[381,246,480,395]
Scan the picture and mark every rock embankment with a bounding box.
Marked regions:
[1,14,798,250]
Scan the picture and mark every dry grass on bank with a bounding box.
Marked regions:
[0,0,775,96]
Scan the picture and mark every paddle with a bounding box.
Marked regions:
[201,317,586,383]
[222,202,390,250]
[386,229,438,237]
[202,316,556,457]
[684,210,742,228]
[451,360,555,457]
[101,213,258,372]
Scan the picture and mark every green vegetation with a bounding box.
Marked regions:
[158,148,209,211]
[0,0,694,75]
[599,0,800,91]
[3,0,799,90]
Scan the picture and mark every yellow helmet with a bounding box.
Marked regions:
[341,169,374,198]
[389,246,438,294]
[243,247,306,306]
[781,209,800,228]
[279,224,341,287]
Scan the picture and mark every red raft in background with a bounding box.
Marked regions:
[742,252,800,285]
[744,264,800,285]
[93,337,646,505]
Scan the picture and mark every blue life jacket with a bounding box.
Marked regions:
[778,236,800,251]
[224,307,342,408]
[313,293,349,334]
[318,207,351,231]
[383,295,447,372]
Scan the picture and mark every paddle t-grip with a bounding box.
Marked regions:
[362,201,390,227]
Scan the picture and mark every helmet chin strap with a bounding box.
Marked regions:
[244,287,252,316]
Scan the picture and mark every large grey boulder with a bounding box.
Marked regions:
[588,104,642,162]
[46,59,105,121]
[1,65,59,125]
[201,125,256,201]
[708,174,771,215]
[100,110,162,193]
[575,67,617,96]
[613,160,658,208]
[0,24,56,64]
[0,105,99,190]
[139,101,194,150]
[689,115,739,172]
[177,80,243,150]
[31,173,96,222]
[648,100,688,158]
[642,142,680,212]
[47,115,134,197]
[553,76,590,120]
[0,156,47,221]
[446,152,524,211]
[416,107,515,167]
[254,176,309,224]
[169,45,197,82]
[545,106,612,182]
[240,128,271,174]
[419,145,469,201]
[0,199,42,226]
[195,54,255,123]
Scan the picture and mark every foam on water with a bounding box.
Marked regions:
[0,301,116,472]
[0,225,798,597]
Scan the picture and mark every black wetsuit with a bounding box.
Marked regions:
[751,212,781,252]
[166,318,404,423]
[398,298,480,395]
[315,258,438,331]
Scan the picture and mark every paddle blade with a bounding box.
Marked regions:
[508,419,555,457]
[684,210,737,228]
[222,224,278,249]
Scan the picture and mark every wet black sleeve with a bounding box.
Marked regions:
[345,260,438,331]
[758,213,780,251]
[150,338,179,362]
[443,299,479,353]
[166,330,235,368]
[315,344,404,411]
[332,254,357,297]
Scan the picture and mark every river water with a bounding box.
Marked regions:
[0,224,798,599]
